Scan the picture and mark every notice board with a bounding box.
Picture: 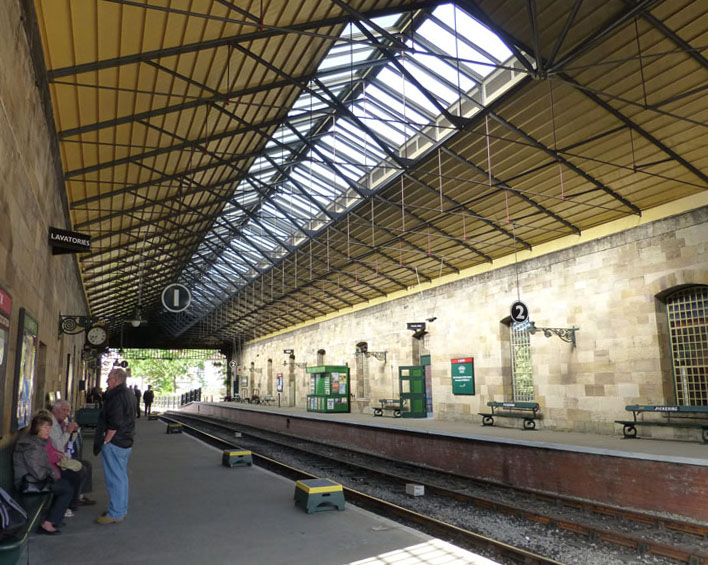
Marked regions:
[451,357,475,395]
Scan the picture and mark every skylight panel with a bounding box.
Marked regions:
[318,44,374,71]
[411,50,477,92]
[434,4,512,62]
[417,19,496,78]
[375,68,439,115]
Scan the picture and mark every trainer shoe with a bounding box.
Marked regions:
[95,515,123,525]
[77,496,96,506]
[64,509,74,518]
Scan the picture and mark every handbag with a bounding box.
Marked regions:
[19,474,52,494]
[0,486,27,539]
[58,458,82,472]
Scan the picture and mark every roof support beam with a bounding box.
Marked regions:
[48,2,441,80]
[488,110,642,214]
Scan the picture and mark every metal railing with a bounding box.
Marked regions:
[154,388,202,410]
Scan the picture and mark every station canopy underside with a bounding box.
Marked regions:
[32,0,708,350]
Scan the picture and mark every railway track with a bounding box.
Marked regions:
[162,412,708,564]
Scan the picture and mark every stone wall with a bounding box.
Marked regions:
[0,1,87,445]
[239,206,708,435]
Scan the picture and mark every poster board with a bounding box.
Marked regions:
[0,287,11,437]
[13,308,39,430]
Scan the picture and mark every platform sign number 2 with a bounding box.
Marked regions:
[161,283,192,313]
[510,300,529,323]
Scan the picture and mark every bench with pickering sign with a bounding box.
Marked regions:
[615,405,708,443]
[479,401,541,430]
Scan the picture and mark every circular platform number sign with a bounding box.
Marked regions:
[510,300,529,323]
[161,283,192,313]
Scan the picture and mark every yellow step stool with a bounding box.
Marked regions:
[222,449,253,467]
[294,479,345,513]
[148,413,159,421]
[166,423,183,434]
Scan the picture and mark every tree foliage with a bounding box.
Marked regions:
[128,357,205,394]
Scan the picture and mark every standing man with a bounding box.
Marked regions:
[134,385,142,418]
[94,367,135,525]
[143,385,154,417]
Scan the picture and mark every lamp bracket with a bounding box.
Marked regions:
[356,350,387,362]
[59,315,98,335]
[528,322,578,347]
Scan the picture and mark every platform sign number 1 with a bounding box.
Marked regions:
[161,283,192,313]
[510,300,529,323]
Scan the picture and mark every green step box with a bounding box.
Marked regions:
[147,413,159,421]
[294,479,345,514]
[222,449,253,468]
[166,423,183,434]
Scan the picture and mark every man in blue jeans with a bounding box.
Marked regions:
[94,367,135,525]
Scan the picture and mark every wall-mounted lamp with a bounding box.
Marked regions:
[528,321,579,347]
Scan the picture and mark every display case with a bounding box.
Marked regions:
[306,365,350,413]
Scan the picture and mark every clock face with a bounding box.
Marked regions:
[86,325,108,346]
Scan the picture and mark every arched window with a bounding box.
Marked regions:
[510,319,534,401]
[667,286,708,406]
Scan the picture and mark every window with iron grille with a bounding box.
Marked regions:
[510,320,534,401]
[667,286,708,406]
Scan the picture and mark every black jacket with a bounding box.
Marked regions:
[94,382,135,455]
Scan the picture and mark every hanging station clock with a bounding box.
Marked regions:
[86,324,108,348]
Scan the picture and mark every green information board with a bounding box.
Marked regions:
[451,357,475,395]
[305,365,350,413]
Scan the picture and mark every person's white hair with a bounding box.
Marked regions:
[108,367,127,383]
[52,399,71,411]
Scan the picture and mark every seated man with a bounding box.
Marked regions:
[50,400,95,507]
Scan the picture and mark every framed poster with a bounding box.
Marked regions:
[12,308,39,431]
[0,286,11,437]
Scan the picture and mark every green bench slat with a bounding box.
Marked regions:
[479,401,541,430]
[625,404,708,414]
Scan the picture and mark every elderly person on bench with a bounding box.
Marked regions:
[50,400,95,507]
[13,413,74,534]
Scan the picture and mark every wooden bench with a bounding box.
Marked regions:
[373,398,402,418]
[0,443,52,563]
[615,405,708,443]
[479,401,541,430]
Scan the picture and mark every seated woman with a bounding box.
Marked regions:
[13,413,74,534]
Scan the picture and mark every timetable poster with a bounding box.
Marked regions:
[338,374,347,396]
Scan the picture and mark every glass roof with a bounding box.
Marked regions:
[181,3,516,315]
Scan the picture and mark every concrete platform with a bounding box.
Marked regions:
[21,417,497,565]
